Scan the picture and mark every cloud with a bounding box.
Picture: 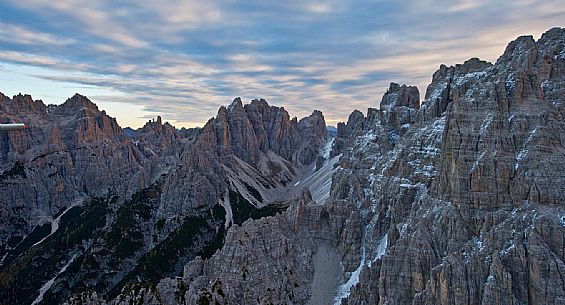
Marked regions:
[447,0,488,12]
[306,3,332,14]
[1,51,58,67]
[0,23,75,46]
[6,0,148,47]
[228,54,273,73]
[137,1,223,28]
[0,0,563,128]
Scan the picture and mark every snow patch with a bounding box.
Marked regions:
[476,239,484,252]
[470,151,486,172]
[480,114,494,135]
[320,138,335,159]
[500,241,515,257]
[456,71,486,85]
[32,254,77,305]
[507,114,516,123]
[369,234,388,267]
[33,202,81,248]
[515,127,538,170]
[219,193,233,228]
[356,130,377,150]
[400,181,426,191]
[333,230,388,303]
[375,234,388,259]
[334,241,366,305]
[396,222,409,236]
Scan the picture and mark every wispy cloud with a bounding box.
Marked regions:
[306,3,332,14]
[1,51,58,67]
[447,0,488,12]
[0,23,75,46]
[0,0,563,127]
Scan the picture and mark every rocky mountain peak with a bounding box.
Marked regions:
[332,110,365,155]
[228,97,244,112]
[298,110,326,137]
[249,98,269,108]
[460,57,493,73]
[495,28,565,89]
[0,93,47,115]
[298,109,324,128]
[41,94,124,143]
[296,109,327,165]
[420,57,493,121]
[216,105,228,120]
[539,27,565,47]
[431,58,493,83]
[132,115,183,159]
[55,93,99,115]
[346,109,365,129]
[147,115,167,128]
[380,82,420,109]
[497,35,538,70]
[13,93,34,103]
[310,109,323,118]
[196,97,327,166]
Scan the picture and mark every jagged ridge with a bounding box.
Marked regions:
[1,27,565,305]
[0,94,328,305]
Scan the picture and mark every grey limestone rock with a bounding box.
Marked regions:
[3,27,565,305]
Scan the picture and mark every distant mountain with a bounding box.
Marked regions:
[122,127,137,137]
[326,125,337,138]
[1,27,564,305]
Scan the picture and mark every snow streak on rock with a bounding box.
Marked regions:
[31,254,77,305]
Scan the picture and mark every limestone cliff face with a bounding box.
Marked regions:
[71,28,565,305]
[0,95,328,305]
[157,97,328,221]
[3,27,565,305]
[0,94,154,251]
[340,27,565,305]
[201,97,327,167]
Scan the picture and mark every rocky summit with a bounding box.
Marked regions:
[1,27,564,305]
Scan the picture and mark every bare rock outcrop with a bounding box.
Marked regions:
[202,97,327,167]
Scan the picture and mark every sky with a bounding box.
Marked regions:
[0,0,563,128]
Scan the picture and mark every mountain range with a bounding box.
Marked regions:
[0,27,564,305]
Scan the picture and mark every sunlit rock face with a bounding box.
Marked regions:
[2,27,565,305]
[0,94,151,247]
